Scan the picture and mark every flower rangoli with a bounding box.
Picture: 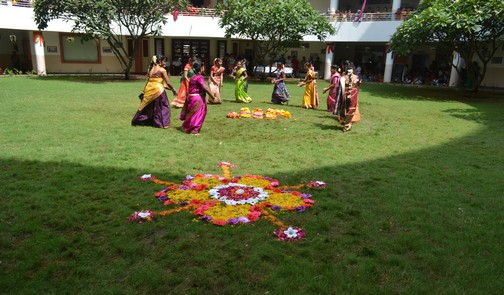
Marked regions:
[130,162,326,241]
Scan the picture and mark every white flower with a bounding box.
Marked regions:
[235,189,245,195]
[284,227,299,238]
[138,212,151,219]
[140,174,152,179]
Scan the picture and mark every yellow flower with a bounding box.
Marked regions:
[267,192,305,208]
[204,204,250,220]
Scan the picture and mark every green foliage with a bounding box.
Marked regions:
[34,0,188,79]
[217,0,335,64]
[390,0,504,92]
[2,68,22,76]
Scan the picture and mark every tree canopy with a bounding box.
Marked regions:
[389,0,504,92]
[34,0,187,79]
[217,0,335,69]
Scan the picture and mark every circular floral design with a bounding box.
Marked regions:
[132,163,326,241]
[209,184,268,205]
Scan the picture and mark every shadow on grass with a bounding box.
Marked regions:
[1,85,503,293]
[1,112,503,293]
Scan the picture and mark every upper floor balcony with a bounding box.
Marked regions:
[0,1,411,42]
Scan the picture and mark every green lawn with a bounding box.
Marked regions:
[1,76,503,294]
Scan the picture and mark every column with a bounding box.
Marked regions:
[32,31,47,76]
[324,43,334,80]
[383,51,394,83]
[330,0,339,13]
[392,0,401,20]
[449,51,463,87]
[392,0,401,11]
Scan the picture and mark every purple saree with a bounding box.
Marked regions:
[132,77,171,128]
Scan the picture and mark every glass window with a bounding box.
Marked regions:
[60,34,100,63]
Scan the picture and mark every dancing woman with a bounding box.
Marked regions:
[322,65,341,113]
[179,61,216,135]
[336,60,361,132]
[297,62,319,109]
[208,58,225,104]
[233,61,252,103]
[271,62,290,105]
[171,56,194,108]
[132,55,177,128]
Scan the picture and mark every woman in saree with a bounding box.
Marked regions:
[271,62,290,105]
[297,62,319,109]
[179,61,216,135]
[335,60,361,132]
[208,58,225,104]
[322,65,341,113]
[132,55,177,128]
[233,61,252,103]
[171,56,194,108]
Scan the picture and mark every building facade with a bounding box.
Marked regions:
[0,0,503,88]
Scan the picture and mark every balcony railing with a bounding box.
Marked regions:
[1,0,33,7]
[1,2,411,22]
[324,11,414,22]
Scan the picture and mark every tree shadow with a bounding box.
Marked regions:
[1,83,503,293]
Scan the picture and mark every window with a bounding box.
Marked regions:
[172,39,209,62]
[143,40,149,58]
[155,38,165,56]
[60,34,100,63]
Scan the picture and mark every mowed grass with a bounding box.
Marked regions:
[0,75,503,294]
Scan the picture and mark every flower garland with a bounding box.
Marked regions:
[130,163,326,241]
[227,108,291,119]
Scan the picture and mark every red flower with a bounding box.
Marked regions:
[163,200,176,206]
[193,205,210,215]
[247,211,261,221]
[190,199,202,204]
[303,199,315,204]
[249,205,261,212]
[212,219,227,226]
[193,184,208,191]
[154,191,167,197]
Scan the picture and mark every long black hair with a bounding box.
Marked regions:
[192,61,202,74]
[148,54,167,73]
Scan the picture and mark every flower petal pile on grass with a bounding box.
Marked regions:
[274,226,306,242]
[226,108,291,119]
[128,210,154,223]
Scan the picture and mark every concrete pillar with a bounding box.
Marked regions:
[449,51,464,87]
[330,0,339,13]
[392,0,401,11]
[32,31,46,76]
[383,51,394,83]
[324,43,334,80]
[392,0,401,20]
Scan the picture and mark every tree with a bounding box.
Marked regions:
[34,0,187,80]
[217,0,335,77]
[389,0,504,93]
